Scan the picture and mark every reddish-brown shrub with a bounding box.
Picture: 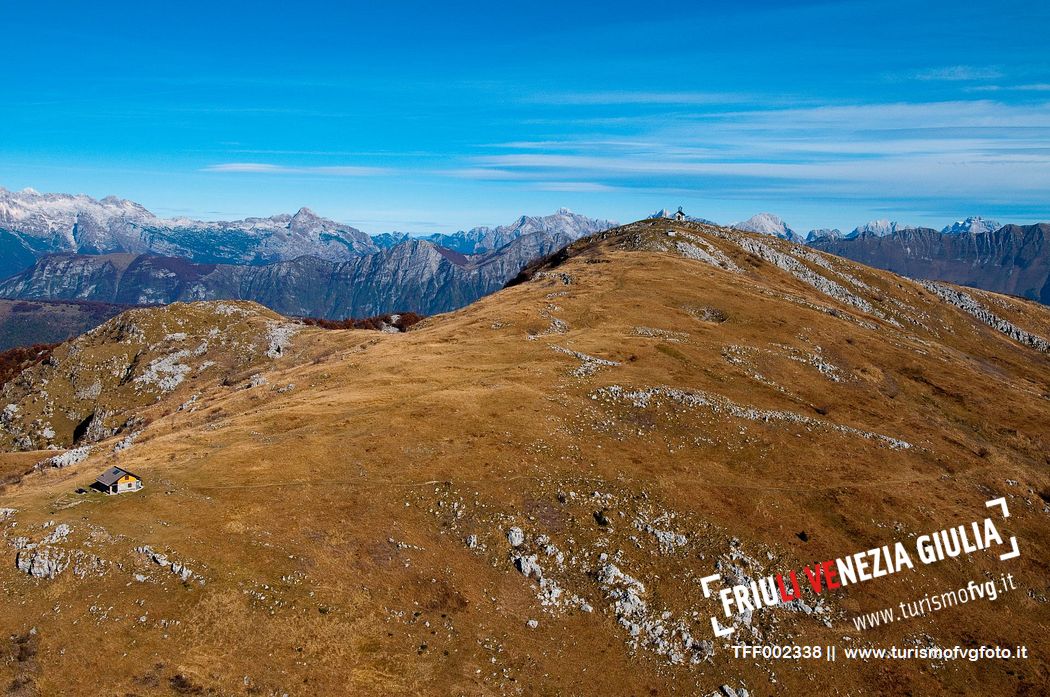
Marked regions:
[298,312,424,332]
[0,343,58,388]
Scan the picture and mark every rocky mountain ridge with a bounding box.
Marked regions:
[0,189,377,277]
[810,223,1050,303]
[0,230,578,318]
[0,188,613,280]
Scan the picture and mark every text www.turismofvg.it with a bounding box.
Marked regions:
[851,572,1019,631]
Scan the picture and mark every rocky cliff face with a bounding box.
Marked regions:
[0,231,577,318]
[810,224,1050,303]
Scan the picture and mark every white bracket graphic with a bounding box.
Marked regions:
[700,573,735,637]
[699,573,721,598]
[985,497,1020,561]
[985,497,1010,518]
[999,536,1021,561]
[710,616,734,638]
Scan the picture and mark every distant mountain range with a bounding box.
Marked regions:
[809,223,1049,304]
[708,211,1046,302]
[379,209,613,255]
[0,189,376,278]
[1,186,1047,332]
[0,192,615,318]
[0,188,614,280]
[723,213,1004,244]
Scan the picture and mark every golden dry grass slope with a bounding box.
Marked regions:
[0,219,1047,696]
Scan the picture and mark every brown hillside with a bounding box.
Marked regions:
[0,219,1047,695]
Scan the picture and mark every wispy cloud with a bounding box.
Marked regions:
[907,65,1003,81]
[201,163,390,175]
[523,91,752,105]
[530,181,618,193]
[445,99,1050,204]
[968,83,1050,93]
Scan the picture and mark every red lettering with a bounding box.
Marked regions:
[822,560,840,590]
[776,571,801,602]
[803,564,823,593]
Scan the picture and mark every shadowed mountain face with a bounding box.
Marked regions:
[0,219,1047,695]
[0,232,579,319]
[811,224,1050,303]
[0,299,134,351]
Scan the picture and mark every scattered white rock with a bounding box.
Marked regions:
[113,431,141,453]
[633,513,687,553]
[920,281,1050,352]
[213,303,248,317]
[41,523,72,545]
[135,350,192,392]
[595,385,911,450]
[674,234,742,273]
[551,346,620,378]
[265,322,298,358]
[16,547,69,579]
[514,554,543,580]
[39,446,92,469]
[244,374,269,389]
[633,327,689,343]
[74,380,103,401]
[718,230,889,322]
[597,562,709,665]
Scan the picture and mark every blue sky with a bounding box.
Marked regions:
[2,0,1049,233]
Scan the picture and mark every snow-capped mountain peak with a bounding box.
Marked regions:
[849,219,915,238]
[941,216,1001,235]
[409,210,617,255]
[288,207,326,231]
[0,187,378,268]
[805,228,843,243]
[732,213,800,241]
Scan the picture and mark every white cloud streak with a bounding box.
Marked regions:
[202,162,390,176]
[523,91,753,105]
[908,65,1003,82]
[447,99,1050,202]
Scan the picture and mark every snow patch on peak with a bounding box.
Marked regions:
[850,219,914,238]
[732,213,799,242]
[941,216,1000,235]
[805,228,842,243]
